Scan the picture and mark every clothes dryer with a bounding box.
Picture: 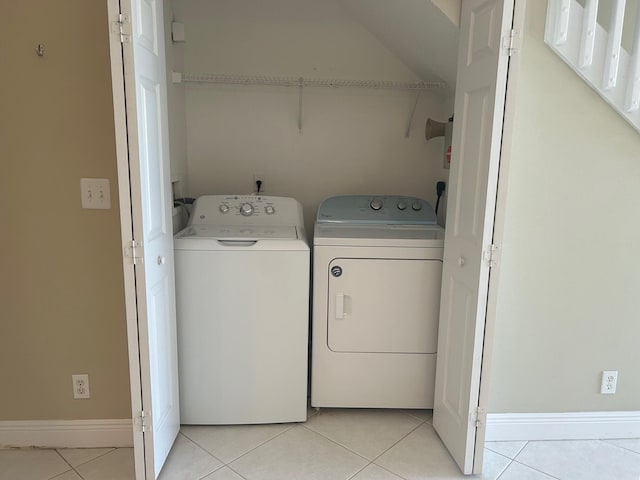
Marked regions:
[311,195,444,408]
[174,195,309,424]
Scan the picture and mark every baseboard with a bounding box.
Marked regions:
[486,411,640,441]
[0,419,133,448]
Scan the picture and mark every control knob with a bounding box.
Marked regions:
[240,203,254,216]
[412,201,422,211]
[265,205,275,215]
[219,204,229,213]
[370,199,383,211]
[397,201,407,210]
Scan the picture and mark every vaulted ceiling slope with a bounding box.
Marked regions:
[337,0,460,87]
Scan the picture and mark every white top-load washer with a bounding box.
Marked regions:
[174,195,309,424]
[311,195,444,409]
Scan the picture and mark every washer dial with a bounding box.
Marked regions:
[240,203,254,216]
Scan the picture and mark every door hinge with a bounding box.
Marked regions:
[502,29,520,56]
[471,407,487,428]
[134,411,148,432]
[124,240,143,265]
[483,244,500,268]
[112,13,131,44]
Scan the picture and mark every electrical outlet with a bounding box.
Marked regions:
[72,374,90,399]
[600,370,618,394]
[253,174,265,194]
[80,178,111,209]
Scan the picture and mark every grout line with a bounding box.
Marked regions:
[490,452,513,480]
[370,463,412,480]
[484,440,529,460]
[298,423,372,462]
[299,408,430,473]
[56,447,117,468]
[208,422,298,465]
[174,430,225,465]
[52,448,85,480]
[369,419,426,465]
[225,463,250,480]
[343,460,373,480]
[601,438,640,456]
[401,409,433,423]
[510,459,562,480]
[513,440,528,459]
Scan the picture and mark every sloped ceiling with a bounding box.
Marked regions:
[337,0,460,87]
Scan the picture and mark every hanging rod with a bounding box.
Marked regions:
[175,72,447,91]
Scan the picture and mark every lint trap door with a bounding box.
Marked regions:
[327,257,442,354]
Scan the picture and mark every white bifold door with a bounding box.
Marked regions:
[433,0,515,475]
[107,0,180,478]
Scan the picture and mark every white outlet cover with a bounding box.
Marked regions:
[80,178,111,209]
[72,374,90,399]
[600,370,618,394]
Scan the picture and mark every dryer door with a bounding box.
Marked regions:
[327,257,442,353]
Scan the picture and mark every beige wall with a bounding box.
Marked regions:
[489,0,640,413]
[0,1,131,420]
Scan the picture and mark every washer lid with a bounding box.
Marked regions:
[176,224,299,240]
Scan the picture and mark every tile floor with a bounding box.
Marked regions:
[2,409,640,480]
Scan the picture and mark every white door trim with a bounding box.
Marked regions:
[486,411,640,441]
[0,420,133,448]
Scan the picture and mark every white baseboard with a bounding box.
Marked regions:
[0,419,133,448]
[486,411,640,441]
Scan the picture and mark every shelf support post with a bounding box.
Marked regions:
[298,77,304,133]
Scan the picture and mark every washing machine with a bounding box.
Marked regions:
[174,195,309,424]
[311,195,444,409]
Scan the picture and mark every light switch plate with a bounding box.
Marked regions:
[80,178,111,209]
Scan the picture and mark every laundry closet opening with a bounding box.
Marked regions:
[114,0,517,475]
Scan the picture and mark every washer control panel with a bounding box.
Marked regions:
[188,195,304,227]
[206,196,277,218]
[317,195,437,225]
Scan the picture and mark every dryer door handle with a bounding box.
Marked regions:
[335,293,345,319]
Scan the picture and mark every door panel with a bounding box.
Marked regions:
[327,258,442,354]
[433,0,514,475]
[112,0,180,477]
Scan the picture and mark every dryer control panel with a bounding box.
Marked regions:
[316,195,437,225]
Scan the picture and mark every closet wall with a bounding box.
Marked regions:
[168,0,453,232]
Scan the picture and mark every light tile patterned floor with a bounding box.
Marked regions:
[2,409,640,480]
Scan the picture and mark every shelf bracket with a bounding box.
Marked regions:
[405,92,421,138]
[297,77,304,133]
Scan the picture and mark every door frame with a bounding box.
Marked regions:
[105,0,526,478]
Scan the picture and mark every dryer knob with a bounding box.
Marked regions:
[412,201,422,211]
[397,201,407,210]
[370,199,383,211]
[240,203,254,216]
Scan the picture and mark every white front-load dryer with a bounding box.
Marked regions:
[174,195,309,424]
[311,195,444,409]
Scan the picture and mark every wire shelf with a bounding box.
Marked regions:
[178,72,447,91]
